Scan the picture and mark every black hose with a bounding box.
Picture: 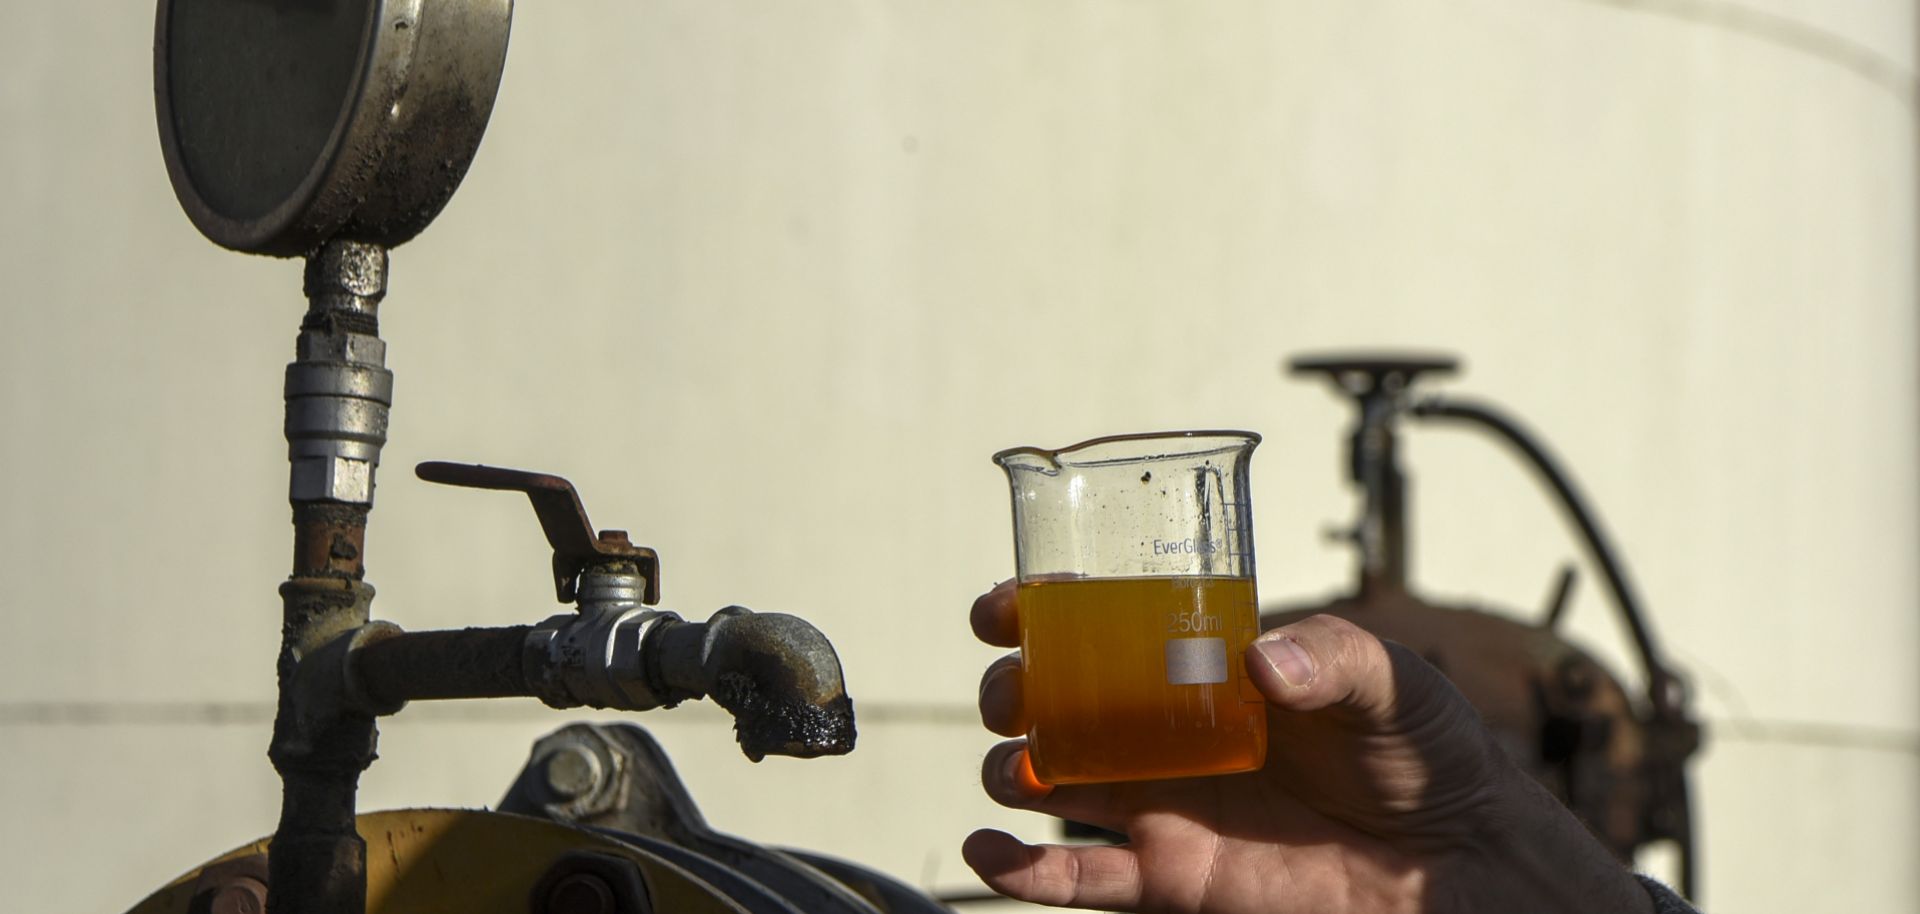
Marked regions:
[1411,395,1699,898]
[1408,396,1675,712]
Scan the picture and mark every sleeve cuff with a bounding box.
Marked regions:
[1635,874,1699,914]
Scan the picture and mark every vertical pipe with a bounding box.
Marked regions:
[267,239,392,914]
[1353,390,1409,595]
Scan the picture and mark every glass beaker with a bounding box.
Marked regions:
[994,431,1267,785]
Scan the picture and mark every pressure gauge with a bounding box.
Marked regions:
[154,0,514,256]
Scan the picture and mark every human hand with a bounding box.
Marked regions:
[963,579,1654,914]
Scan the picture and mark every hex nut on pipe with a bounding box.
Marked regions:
[290,457,377,504]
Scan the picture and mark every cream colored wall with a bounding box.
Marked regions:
[1,1,1914,911]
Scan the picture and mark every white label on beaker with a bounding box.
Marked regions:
[1165,637,1228,684]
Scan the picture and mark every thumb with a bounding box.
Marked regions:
[1245,613,1442,723]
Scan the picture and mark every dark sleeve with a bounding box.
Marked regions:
[1635,875,1699,914]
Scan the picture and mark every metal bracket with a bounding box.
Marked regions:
[416,462,661,605]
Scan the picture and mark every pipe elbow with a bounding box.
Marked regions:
[653,606,857,761]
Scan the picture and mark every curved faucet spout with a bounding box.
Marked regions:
[653,607,857,761]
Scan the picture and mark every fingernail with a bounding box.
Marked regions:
[1256,636,1316,687]
[1002,750,1026,786]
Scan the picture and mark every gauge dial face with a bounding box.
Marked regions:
[162,0,374,225]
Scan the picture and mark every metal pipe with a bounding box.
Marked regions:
[350,626,534,706]
[268,239,392,914]
[1353,390,1410,594]
[339,606,857,764]
[1288,355,1461,597]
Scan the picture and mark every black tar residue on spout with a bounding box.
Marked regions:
[712,672,857,762]
[651,607,857,761]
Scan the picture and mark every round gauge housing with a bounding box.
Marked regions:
[155,0,513,256]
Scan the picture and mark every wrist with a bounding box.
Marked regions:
[1444,765,1654,914]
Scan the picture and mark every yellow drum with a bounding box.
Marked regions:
[126,808,748,914]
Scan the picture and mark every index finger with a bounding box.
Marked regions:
[970,579,1020,647]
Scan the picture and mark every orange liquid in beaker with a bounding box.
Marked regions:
[1018,575,1267,785]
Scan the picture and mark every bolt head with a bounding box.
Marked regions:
[208,878,268,914]
[547,873,616,914]
[543,745,603,800]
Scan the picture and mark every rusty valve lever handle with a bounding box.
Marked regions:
[415,462,661,605]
